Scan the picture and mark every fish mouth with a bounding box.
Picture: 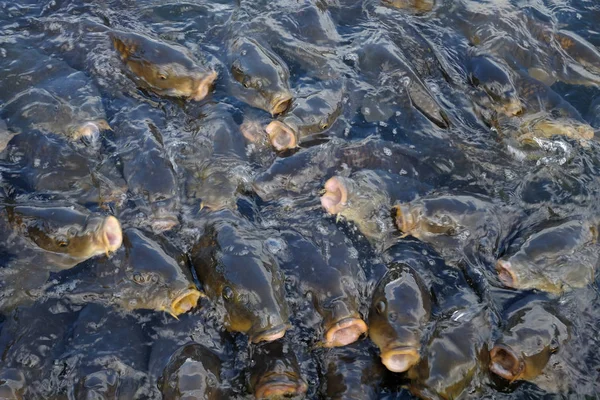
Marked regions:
[269,92,293,116]
[266,120,297,151]
[190,70,218,101]
[502,98,524,116]
[324,317,368,347]
[496,259,518,288]
[254,373,308,400]
[101,216,123,253]
[251,324,288,343]
[379,346,420,373]
[392,204,415,234]
[489,344,525,381]
[170,289,202,316]
[320,176,348,215]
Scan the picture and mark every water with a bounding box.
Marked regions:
[0,0,600,399]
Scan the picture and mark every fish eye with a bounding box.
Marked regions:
[376,300,386,314]
[320,121,329,130]
[56,236,69,247]
[58,241,69,248]
[133,272,145,284]
[222,286,234,302]
[158,73,168,80]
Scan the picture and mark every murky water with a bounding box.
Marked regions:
[0,0,599,398]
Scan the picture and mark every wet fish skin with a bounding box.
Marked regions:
[467,55,523,116]
[49,228,201,316]
[489,301,569,384]
[382,0,435,12]
[319,340,385,400]
[0,46,110,140]
[369,264,431,373]
[249,339,308,399]
[111,31,217,101]
[267,82,345,150]
[393,194,509,265]
[407,309,491,400]
[496,218,599,294]
[158,344,225,400]
[191,211,289,342]
[229,36,293,115]
[321,169,431,243]
[278,229,367,347]
[6,205,122,269]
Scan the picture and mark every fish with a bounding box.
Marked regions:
[369,264,431,373]
[496,218,599,294]
[191,210,289,342]
[489,301,569,384]
[228,36,293,115]
[111,31,217,101]
[249,339,308,399]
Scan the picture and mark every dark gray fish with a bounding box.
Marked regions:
[191,211,289,342]
[248,339,308,399]
[319,340,384,400]
[228,36,292,115]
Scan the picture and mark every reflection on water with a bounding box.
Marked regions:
[0,0,599,398]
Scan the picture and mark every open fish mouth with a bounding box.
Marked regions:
[170,288,202,316]
[266,120,297,150]
[392,204,416,235]
[379,346,420,372]
[489,344,525,381]
[251,324,288,343]
[101,216,123,254]
[496,259,518,288]
[255,372,308,399]
[320,176,349,215]
[324,317,368,347]
[190,70,218,101]
[270,92,293,116]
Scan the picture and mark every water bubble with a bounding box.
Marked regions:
[399,169,407,175]
[383,147,392,156]
[392,128,397,135]
[400,76,411,87]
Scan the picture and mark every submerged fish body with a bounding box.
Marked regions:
[319,340,385,400]
[0,46,110,141]
[407,309,491,400]
[496,218,599,294]
[369,264,432,373]
[228,35,293,115]
[158,343,225,400]
[278,228,367,347]
[191,211,289,342]
[249,339,308,399]
[6,204,122,269]
[321,169,431,243]
[266,80,345,150]
[48,228,200,317]
[111,30,217,101]
[489,300,570,386]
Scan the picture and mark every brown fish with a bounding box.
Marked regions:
[111,31,217,101]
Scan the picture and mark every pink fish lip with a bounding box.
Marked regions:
[489,344,525,381]
[101,216,123,253]
[320,176,349,215]
[323,317,368,347]
[254,373,308,400]
[251,324,288,343]
[379,346,421,373]
[266,120,297,150]
[190,70,218,101]
[496,259,518,288]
